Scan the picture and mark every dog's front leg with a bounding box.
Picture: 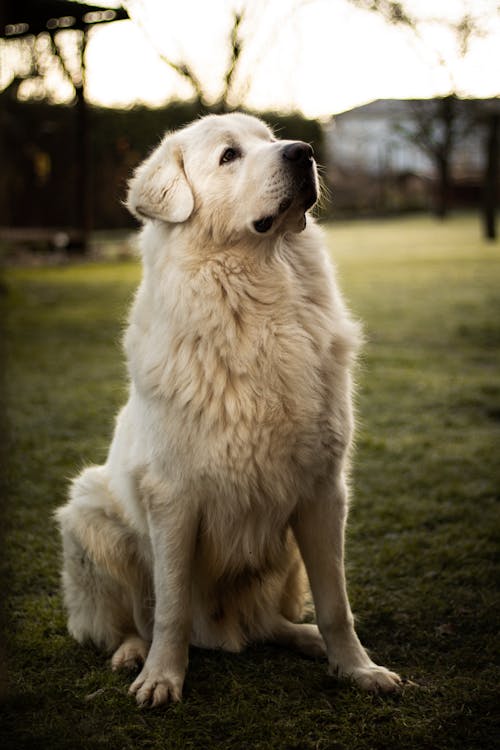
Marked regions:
[129,480,198,707]
[292,475,401,693]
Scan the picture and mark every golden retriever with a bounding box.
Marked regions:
[56,112,401,706]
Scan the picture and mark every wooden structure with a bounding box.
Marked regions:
[1,1,129,251]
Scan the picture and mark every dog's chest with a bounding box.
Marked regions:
[127,255,349,491]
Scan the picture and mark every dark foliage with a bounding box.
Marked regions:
[0,94,324,232]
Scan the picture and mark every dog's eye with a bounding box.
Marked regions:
[220,147,240,165]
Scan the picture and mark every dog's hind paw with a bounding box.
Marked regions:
[111,635,149,672]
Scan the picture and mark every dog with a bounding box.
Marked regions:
[56,112,401,706]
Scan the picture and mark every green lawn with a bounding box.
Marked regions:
[1,215,499,749]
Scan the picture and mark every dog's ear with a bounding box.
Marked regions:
[126,135,194,224]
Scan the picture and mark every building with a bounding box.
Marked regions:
[324,98,496,214]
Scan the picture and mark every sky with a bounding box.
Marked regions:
[2,0,500,117]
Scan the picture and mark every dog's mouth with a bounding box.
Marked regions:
[253,216,274,233]
[253,198,292,234]
[252,179,317,235]
[298,176,318,212]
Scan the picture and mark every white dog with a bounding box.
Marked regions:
[56,112,401,706]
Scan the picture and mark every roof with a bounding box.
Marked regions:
[1,0,129,38]
[333,97,500,121]
[334,99,436,120]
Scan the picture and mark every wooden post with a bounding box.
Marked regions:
[74,28,90,252]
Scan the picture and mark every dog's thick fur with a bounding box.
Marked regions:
[56,112,400,706]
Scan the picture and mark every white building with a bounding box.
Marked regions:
[325,98,486,179]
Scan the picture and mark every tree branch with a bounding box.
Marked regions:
[347,0,416,29]
[220,11,245,109]
[124,0,208,105]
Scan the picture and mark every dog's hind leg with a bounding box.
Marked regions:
[271,616,327,659]
[56,466,153,654]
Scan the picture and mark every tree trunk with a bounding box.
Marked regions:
[482,113,499,241]
[435,155,450,219]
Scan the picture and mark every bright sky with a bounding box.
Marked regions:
[3,0,500,117]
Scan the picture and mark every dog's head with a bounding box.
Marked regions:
[126,112,318,242]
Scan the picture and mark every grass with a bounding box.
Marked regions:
[1,214,499,749]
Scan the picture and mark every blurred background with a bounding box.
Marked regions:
[2,6,500,745]
[0,0,499,254]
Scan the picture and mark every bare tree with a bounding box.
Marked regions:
[123,0,311,112]
[124,2,253,111]
[354,1,499,236]
[394,95,473,219]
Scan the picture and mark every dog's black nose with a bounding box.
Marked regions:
[282,141,314,164]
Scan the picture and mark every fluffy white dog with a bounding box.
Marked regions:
[56,112,401,706]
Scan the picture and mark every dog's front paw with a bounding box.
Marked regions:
[343,664,402,693]
[129,665,184,707]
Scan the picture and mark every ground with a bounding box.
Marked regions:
[1,214,499,749]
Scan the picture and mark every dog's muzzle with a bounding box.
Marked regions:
[253,141,317,234]
[282,141,317,211]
